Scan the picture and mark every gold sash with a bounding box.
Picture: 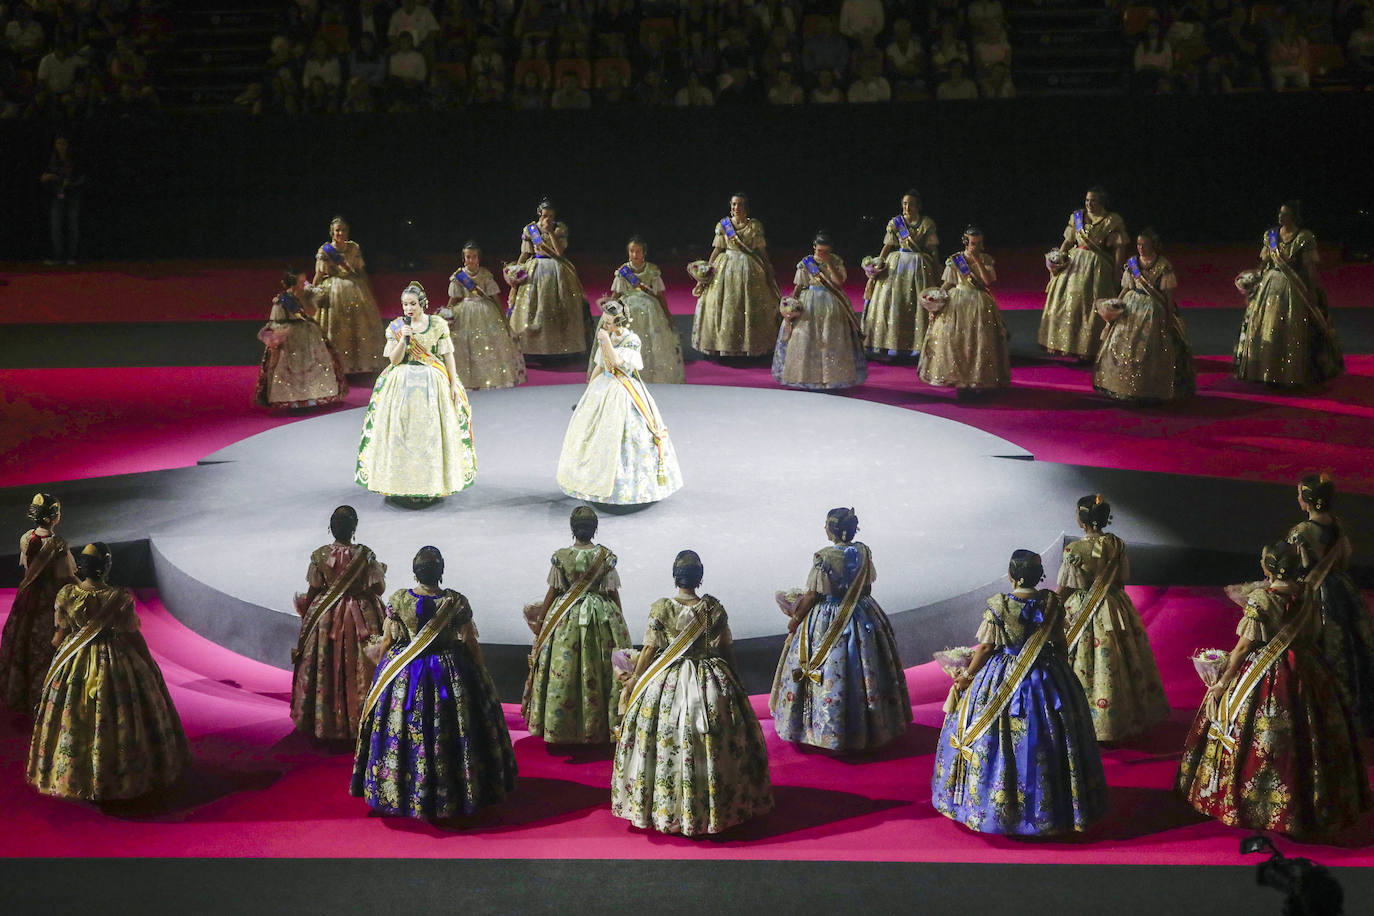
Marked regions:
[292,547,372,665]
[1075,216,1114,261]
[521,547,611,712]
[949,598,1057,796]
[610,367,669,485]
[792,547,872,686]
[358,594,457,726]
[1064,536,1123,652]
[615,602,710,739]
[722,219,783,300]
[41,590,126,697]
[17,536,66,593]
[404,333,472,417]
[1266,243,1336,340]
[806,261,864,335]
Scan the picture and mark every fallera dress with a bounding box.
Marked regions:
[290,542,387,741]
[253,288,349,409]
[612,595,774,835]
[315,239,387,374]
[919,253,1009,390]
[445,266,526,390]
[771,256,867,390]
[692,216,781,356]
[0,531,75,713]
[355,315,476,499]
[27,583,190,800]
[351,588,517,819]
[1040,209,1127,358]
[1093,255,1195,403]
[507,220,590,356]
[557,331,684,505]
[610,261,685,384]
[522,544,631,744]
[863,214,939,357]
[770,542,911,750]
[932,590,1109,835]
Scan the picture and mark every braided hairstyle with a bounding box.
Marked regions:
[27,492,61,526]
[413,545,444,587]
[1261,540,1302,581]
[1076,494,1112,531]
[1008,549,1045,588]
[1299,473,1335,512]
[570,506,598,542]
[672,549,704,589]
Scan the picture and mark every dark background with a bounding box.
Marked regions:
[3,93,1370,263]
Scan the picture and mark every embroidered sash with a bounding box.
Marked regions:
[320,242,345,265]
[17,536,66,593]
[390,319,472,414]
[792,546,872,685]
[41,589,127,697]
[615,604,709,739]
[452,269,476,292]
[894,215,928,253]
[1264,229,1335,339]
[617,264,642,288]
[611,366,669,484]
[717,216,782,299]
[522,547,612,712]
[276,291,303,315]
[1072,210,1112,260]
[1064,535,1124,652]
[293,547,372,665]
[949,599,1057,789]
[359,594,458,723]
[801,257,862,333]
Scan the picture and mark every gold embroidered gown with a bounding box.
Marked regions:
[692,217,781,356]
[1233,228,1344,387]
[1040,210,1127,358]
[771,256,867,390]
[446,266,526,390]
[1093,256,1196,403]
[355,315,477,498]
[508,220,590,356]
[863,215,939,356]
[919,254,1010,390]
[610,262,685,384]
[315,239,387,374]
[27,583,190,800]
[254,288,349,409]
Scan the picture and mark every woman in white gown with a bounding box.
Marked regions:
[557,301,683,505]
[355,281,477,502]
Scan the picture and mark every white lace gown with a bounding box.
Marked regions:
[556,331,683,505]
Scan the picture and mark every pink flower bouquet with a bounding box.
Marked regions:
[1095,297,1126,322]
[919,287,949,313]
[933,646,977,678]
[503,262,531,286]
[1191,648,1229,686]
[1045,249,1070,272]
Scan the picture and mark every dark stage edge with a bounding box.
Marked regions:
[9,309,1374,368]
[3,859,1369,916]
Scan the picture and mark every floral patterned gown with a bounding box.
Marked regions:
[931,590,1109,835]
[1059,534,1170,741]
[769,543,911,750]
[692,216,781,356]
[864,214,939,356]
[610,261,685,384]
[0,531,76,713]
[27,583,190,800]
[254,288,349,409]
[290,542,387,741]
[1288,518,1374,735]
[612,595,773,836]
[1175,584,1370,837]
[351,588,517,819]
[522,544,631,744]
[1039,209,1127,359]
[315,239,387,374]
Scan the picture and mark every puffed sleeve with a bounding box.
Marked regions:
[520,226,535,255]
[616,335,645,372]
[975,598,1007,646]
[480,270,500,297]
[805,551,833,594]
[113,589,139,632]
[433,318,455,357]
[1107,214,1127,246]
[367,552,387,591]
[707,599,733,651]
[1236,596,1273,643]
[1120,265,1134,290]
[712,220,727,246]
[53,584,76,630]
[793,262,808,288]
[18,531,32,568]
[646,267,665,294]
[450,592,473,628]
[547,552,569,591]
[643,598,672,649]
[883,219,899,248]
[610,269,630,295]
[941,258,959,285]
[1158,261,1178,292]
[1057,543,1091,590]
[315,245,330,270]
[306,555,326,589]
[1062,215,1076,244]
[448,274,462,300]
[599,552,621,591]
[751,219,767,246]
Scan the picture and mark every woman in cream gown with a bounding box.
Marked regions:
[507,198,590,358]
[557,302,683,505]
[444,240,525,390]
[863,189,939,359]
[691,192,781,357]
[355,282,476,501]
[772,232,867,390]
[609,236,684,384]
[1040,188,1128,360]
[919,227,1010,391]
[314,216,387,374]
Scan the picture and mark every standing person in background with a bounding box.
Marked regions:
[1040,187,1128,362]
[314,216,387,375]
[0,494,77,713]
[445,240,525,390]
[609,236,684,384]
[692,192,781,357]
[40,136,85,266]
[508,197,590,358]
[254,269,349,410]
[864,189,940,360]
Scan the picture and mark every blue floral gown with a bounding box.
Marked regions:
[350,588,516,819]
[769,542,911,750]
[931,590,1109,835]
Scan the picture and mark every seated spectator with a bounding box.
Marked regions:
[1350,7,1374,86]
[109,36,149,87]
[303,38,342,89]
[886,18,925,85]
[803,15,848,81]
[510,67,546,109]
[767,68,804,104]
[37,39,83,97]
[5,4,45,61]
[838,0,884,42]
[715,63,754,105]
[680,0,715,39]
[468,71,505,106]
[388,0,440,52]
[761,25,798,76]
[717,25,752,71]
[972,23,1012,74]
[341,75,375,112]
[636,28,669,74]
[931,21,970,73]
[304,75,338,114]
[979,60,1016,97]
[1205,1,1262,90]
[388,32,428,101]
[350,32,386,88]
[472,0,507,40]
[468,35,504,81]
[596,63,630,106]
[928,0,966,33]
[356,0,383,43]
[754,0,797,37]
[681,30,719,77]
[810,68,844,103]
[437,3,471,62]
[966,0,1005,36]
[635,67,671,106]
[1268,14,1310,90]
[555,11,591,61]
[935,59,979,99]
[1133,21,1173,92]
[716,0,752,38]
[1167,2,1208,65]
[112,77,158,115]
[847,59,891,102]
[675,69,715,106]
[549,70,591,108]
[129,0,171,50]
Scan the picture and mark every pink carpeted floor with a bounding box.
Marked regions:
[1,587,1370,863]
[2,245,1370,324]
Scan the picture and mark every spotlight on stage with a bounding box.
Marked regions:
[1241,834,1344,915]
[396,217,425,271]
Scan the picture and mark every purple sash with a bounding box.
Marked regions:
[321,242,345,264]
[617,264,641,287]
[452,269,476,291]
[894,215,910,241]
[719,217,737,239]
[1072,210,1085,232]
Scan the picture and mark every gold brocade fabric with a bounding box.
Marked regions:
[316,240,387,374]
[864,216,939,354]
[692,217,781,356]
[355,316,477,498]
[508,221,589,355]
[1233,229,1344,387]
[1093,256,1190,402]
[255,291,348,408]
[919,256,1010,390]
[773,257,867,390]
[1038,211,1126,358]
[27,584,189,800]
[610,262,685,384]
[446,267,526,389]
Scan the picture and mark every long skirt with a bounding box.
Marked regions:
[919,286,1010,390]
[556,372,683,505]
[1039,248,1113,358]
[355,362,476,498]
[522,593,631,743]
[621,289,685,384]
[318,275,387,374]
[1233,270,1343,386]
[0,576,64,713]
[1093,291,1191,402]
[864,249,936,356]
[613,655,773,835]
[508,257,589,356]
[1315,570,1374,736]
[692,249,780,356]
[291,592,386,741]
[1064,588,1170,741]
[772,286,867,390]
[254,320,349,408]
[447,297,526,390]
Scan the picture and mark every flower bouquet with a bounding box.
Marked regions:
[437,305,455,321]
[257,325,292,348]
[1234,269,1261,297]
[775,588,807,618]
[1191,648,1229,686]
[1045,249,1070,273]
[778,296,804,319]
[503,262,531,287]
[612,648,640,675]
[861,255,885,279]
[1095,297,1126,322]
[686,260,714,282]
[919,287,949,313]
[932,646,977,678]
